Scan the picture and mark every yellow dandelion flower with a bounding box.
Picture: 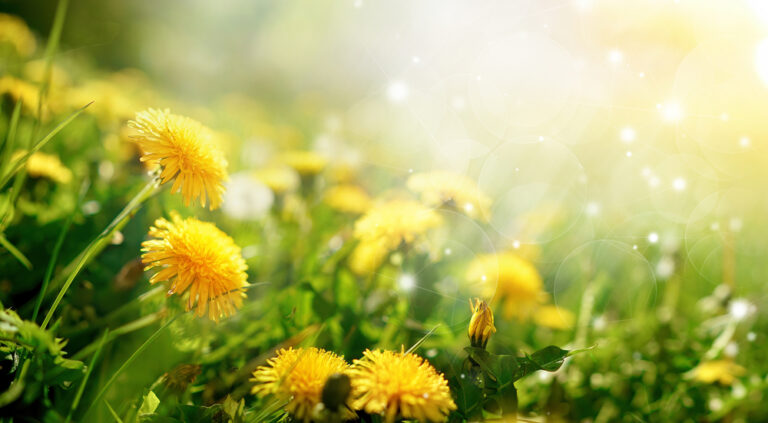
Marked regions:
[348,238,390,276]
[354,199,443,250]
[691,359,746,385]
[277,150,328,175]
[11,150,72,184]
[533,305,575,330]
[466,252,547,320]
[0,14,36,56]
[141,214,247,321]
[407,171,491,220]
[468,298,496,348]
[251,347,351,422]
[324,184,372,214]
[349,200,442,275]
[129,109,228,210]
[253,165,300,194]
[0,76,42,114]
[350,349,456,423]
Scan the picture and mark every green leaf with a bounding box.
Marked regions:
[139,391,160,416]
[0,233,32,269]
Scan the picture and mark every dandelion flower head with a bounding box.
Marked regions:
[11,150,72,184]
[129,108,228,209]
[324,184,372,214]
[466,251,547,320]
[0,14,36,56]
[350,349,456,423]
[141,213,247,321]
[251,347,351,422]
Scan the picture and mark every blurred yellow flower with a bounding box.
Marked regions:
[130,108,228,210]
[350,349,456,423]
[349,200,442,275]
[11,150,72,184]
[141,214,247,321]
[251,347,351,422]
[277,150,328,175]
[533,305,575,330]
[23,60,70,89]
[354,199,442,250]
[466,252,547,320]
[0,76,42,114]
[253,165,300,194]
[324,184,372,214]
[0,14,36,56]
[691,359,746,385]
[348,238,390,276]
[468,298,496,348]
[407,171,491,220]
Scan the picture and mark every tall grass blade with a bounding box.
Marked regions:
[0,233,32,269]
[0,102,92,190]
[65,328,109,423]
[32,178,89,322]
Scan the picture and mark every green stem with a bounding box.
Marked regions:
[65,329,109,423]
[83,314,178,419]
[41,177,159,330]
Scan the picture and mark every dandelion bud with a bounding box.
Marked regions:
[468,298,496,349]
[321,372,351,412]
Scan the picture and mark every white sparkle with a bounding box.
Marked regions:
[412,56,421,64]
[608,49,623,64]
[538,135,545,142]
[620,127,636,143]
[649,176,660,187]
[464,203,474,213]
[481,275,487,282]
[720,113,729,121]
[648,232,659,243]
[387,81,409,103]
[512,240,520,249]
[626,151,633,157]
[661,102,683,122]
[729,299,753,321]
[398,273,416,291]
[672,178,686,191]
[444,248,452,256]
[638,72,645,78]
[632,244,638,250]
[739,137,751,147]
[585,202,600,216]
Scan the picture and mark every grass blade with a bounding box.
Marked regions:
[36,0,70,120]
[0,233,32,269]
[65,328,109,423]
[0,100,22,176]
[104,400,124,423]
[0,101,92,191]
[40,177,158,330]
[83,315,178,420]
[32,178,89,322]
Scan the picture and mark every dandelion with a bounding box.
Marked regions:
[0,76,43,114]
[468,298,496,348]
[354,199,442,250]
[350,349,456,423]
[277,150,328,175]
[141,213,247,321]
[348,238,390,276]
[11,150,72,184]
[251,347,351,422]
[691,359,746,385]
[533,305,575,330]
[466,252,547,320]
[324,184,372,214]
[407,171,491,220]
[349,199,442,275]
[253,165,300,194]
[0,14,36,56]
[129,108,228,209]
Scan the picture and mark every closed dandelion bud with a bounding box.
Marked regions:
[468,298,496,349]
[321,372,351,412]
[162,364,202,394]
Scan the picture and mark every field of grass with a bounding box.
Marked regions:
[1,1,768,422]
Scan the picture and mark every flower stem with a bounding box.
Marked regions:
[41,176,159,330]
